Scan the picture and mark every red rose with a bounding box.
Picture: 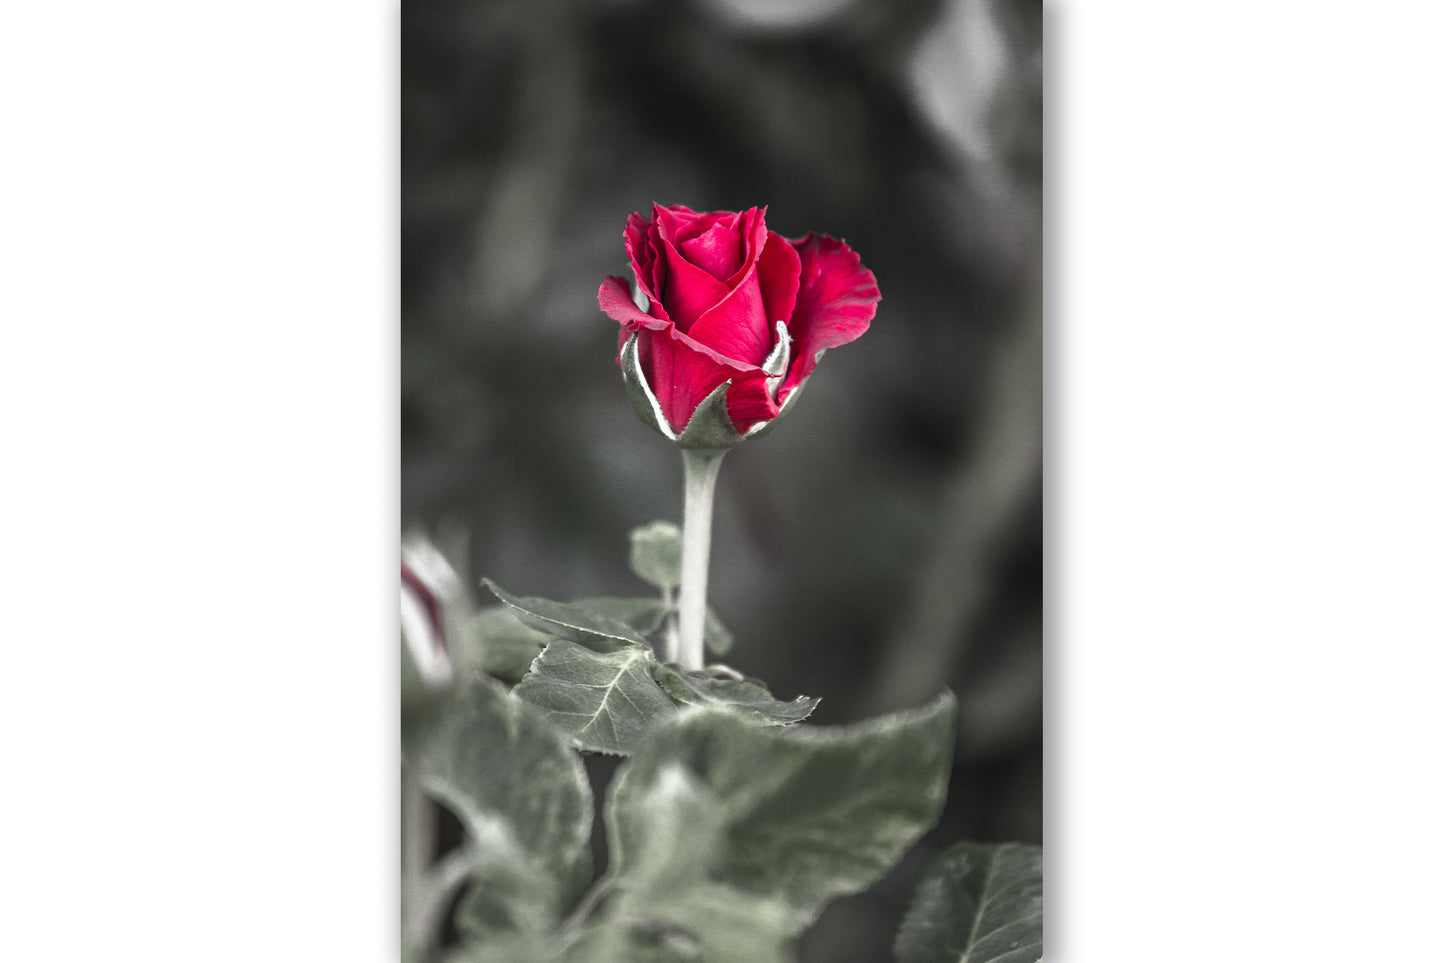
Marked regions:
[598,204,879,446]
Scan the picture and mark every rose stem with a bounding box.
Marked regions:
[676,447,727,671]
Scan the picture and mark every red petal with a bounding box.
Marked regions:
[756,230,801,332]
[684,209,775,366]
[679,221,745,282]
[724,370,781,432]
[636,327,739,434]
[723,207,768,285]
[687,271,774,368]
[598,276,669,331]
[600,276,757,372]
[652,203,705,246]
[624,211,659,303]
[781,233,879,397]
[660,234,731,333]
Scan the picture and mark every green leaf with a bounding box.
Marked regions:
[628,521,683,591]
[568,883,791,963]
[562,924,703,963]
[483,578,651,652]
[571,595,667,637]
[608,764,727,897]
[410,681,593,942]
[606,694,957,933]
[895,841,1043,963]
[703,607,734,656]
[450,605,552,684]
[512,639,677,755]
[570,765,793,963]
[653,663,818,725]
[437,935,556,963]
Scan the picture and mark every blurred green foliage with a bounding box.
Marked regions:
[403,1,1040,958]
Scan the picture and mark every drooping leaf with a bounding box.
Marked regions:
[512,639,677,755]
[653,663,818,725]
[628,521,683,591]
[894,841,1043,963]
[483,578,650,652]
[449,604,552,684]
[571,595,668,637]
[606,694,957,933]
[410,681,593,943]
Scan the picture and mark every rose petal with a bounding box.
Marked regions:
[685,209,774,366]
[724,207,768,285]
[636,327,740,434]
[687,268,775,366]
[680,221,745,282]
[756,230,801,333]
[653,203,711,245]
[623,213,658,304]
[781,233,880,397]
[659,236,731,333]
[723,369,781,432]
[600,276,759,373]
[598,275,669,331]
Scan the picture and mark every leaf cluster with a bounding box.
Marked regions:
[441,520,797,755]
[401,524,1041,962]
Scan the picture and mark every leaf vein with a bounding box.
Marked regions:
[574,649,647,734]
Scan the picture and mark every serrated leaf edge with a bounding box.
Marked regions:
[652,662,821,725]
[515,641,677,757]
[483,578,650,649]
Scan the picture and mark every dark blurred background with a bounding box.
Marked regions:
[402,0,1040,957]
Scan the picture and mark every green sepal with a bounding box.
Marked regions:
[673,380,747,451]
[622,328,747,450]
[739,364,814,443]
[620,332,674,441]
[620,330,818,449]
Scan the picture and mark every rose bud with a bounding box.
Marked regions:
[597,204,880,450]
[400,534,459,693]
